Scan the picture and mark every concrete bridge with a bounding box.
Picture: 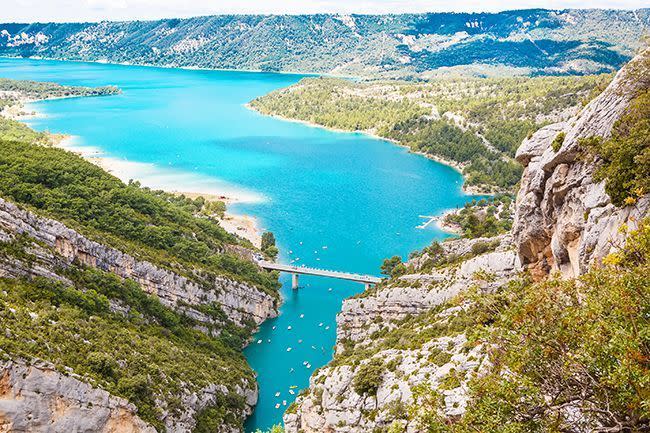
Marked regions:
[258,260,382,290]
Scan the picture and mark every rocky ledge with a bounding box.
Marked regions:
[285,235,519,433]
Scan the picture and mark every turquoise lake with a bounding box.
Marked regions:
[0,58,476,431]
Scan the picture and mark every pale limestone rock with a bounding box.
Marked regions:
[0,197,277,327]
[0,360,155,433]
[514,49,650,278]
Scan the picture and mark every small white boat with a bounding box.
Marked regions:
[283,400,287,406]
[275,392,281,397]
[257,340,262,344]
[325,326,330,330]
[318,323,323,327]
[287,347,292,352]
[287,325,292,330]
[299,314,304,318]
[275,404,280,409]
[289,390,295,395]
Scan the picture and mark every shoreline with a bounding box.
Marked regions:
[62,138,266,248]
[245,103,490,196]
[2,98,265,248]
[1,55,357,80]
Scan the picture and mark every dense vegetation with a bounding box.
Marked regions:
[585,87,650,206]
[1,9,645,77]
[251,74,610,191]
[409,221,650,432]
[0,139,279,296]
[443,194,514,238]
[0,77,119,100]
[0,266,252,431]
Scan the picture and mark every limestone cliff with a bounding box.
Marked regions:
[0,197,277,328]
[284,49,649,433]
[514,48,650,278]
[0,360,155,433]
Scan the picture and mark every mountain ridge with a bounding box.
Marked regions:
[1,9,648,78]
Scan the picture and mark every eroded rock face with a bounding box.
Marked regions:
[0,197,278,327]
[514,49,650,278]
[285,236,519,433]
[0,360,155,433]
[337,235,517,343]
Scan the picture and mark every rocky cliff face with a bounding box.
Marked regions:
[0,197,277,328]
[514,48,650,278]
[285,236,519,433]
[0,360,155,433]
[0,196,278,431]
[284,49,648,433]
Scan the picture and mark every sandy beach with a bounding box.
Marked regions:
[56,137,266,247]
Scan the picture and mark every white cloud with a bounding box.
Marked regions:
[2,0,648,23]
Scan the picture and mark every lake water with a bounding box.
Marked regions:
[0,58,476,431]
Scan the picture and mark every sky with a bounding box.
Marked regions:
[3,0,648,23]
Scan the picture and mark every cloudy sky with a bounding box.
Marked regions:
[4,0,648,23]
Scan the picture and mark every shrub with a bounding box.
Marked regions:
[584,89,650,206]
[551,131,565,152]
[353,358,385,397]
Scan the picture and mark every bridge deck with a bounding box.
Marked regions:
[258,261,382,284]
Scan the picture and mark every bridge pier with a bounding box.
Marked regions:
[291,273,299,290]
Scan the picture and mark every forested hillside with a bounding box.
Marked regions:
[251,73,610,191]
[1,9,648,77]
[0,80,280,431]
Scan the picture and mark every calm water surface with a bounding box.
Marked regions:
[0,58,476,431]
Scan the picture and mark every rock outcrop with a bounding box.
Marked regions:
[337,235,517,343]
[514,48,650,278]
[0,360,155,433]
[285,236,519,433]
[0,197,277,327]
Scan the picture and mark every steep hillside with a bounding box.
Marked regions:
[284,48,649,433]
[1,9,648,78]
[0,81,280,431]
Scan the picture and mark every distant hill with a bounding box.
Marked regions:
[1,9,648,77]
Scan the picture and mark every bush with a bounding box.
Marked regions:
[353,358,385,396]
[584,88,650,206]
[551,131,565,152]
